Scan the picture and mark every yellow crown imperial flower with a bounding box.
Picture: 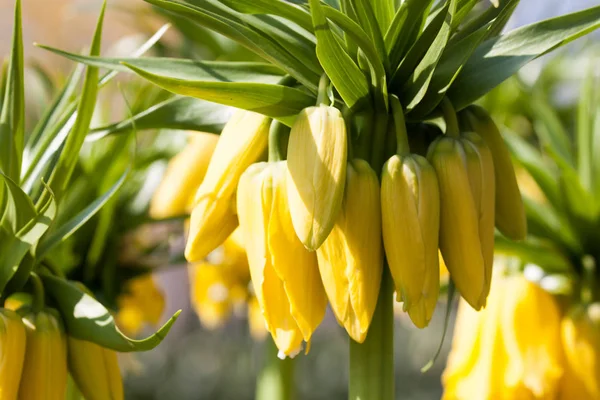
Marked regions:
[427,136,486,310]
[463,105,527,240]
[381,153,440,328]
[559,303,600,399]
[19,309,68,400]
[316,159,382,343]
[68,338,123,400]
[185,110,270,262]
[0,308,26,400]
[237,161,327,357]
[149,132,219,219]
[286,105,347,251]
[443,274,563,399]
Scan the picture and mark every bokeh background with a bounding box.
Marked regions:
[1,0,598,399]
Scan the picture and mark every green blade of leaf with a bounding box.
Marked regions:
[0,0,25,180]
[0,172,36,233]
[309,0,370,110]
[530,96,574,166]
[577,66,595,190]
[452,0,520,42]
[219,0,314,33]
[87,97,233,141]
[41,274,181,352]
[494,235,571,273]
[451,0,479,30]
[350,0,389,71]
[124,63,314,125]
[372,0,394,33]
[449,5,600,110]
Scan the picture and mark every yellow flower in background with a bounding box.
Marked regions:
[185,110,270,262]
[559,303,600,400]
[116,274,165,337]
[149,132,219,219]
[237,161,327,357]
[443,274,563,399]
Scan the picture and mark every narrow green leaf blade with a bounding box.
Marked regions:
[219,0,314,33]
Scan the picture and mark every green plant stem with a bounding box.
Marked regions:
[370,109,390,172]
[440,97,460,138]
[349,266,395,400]
[390,95,410,154]
[29,272,45,312]
[268,120,286,162]
[256,339,296,400]
[316,74,331,106]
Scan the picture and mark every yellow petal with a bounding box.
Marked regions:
[0,309,26,399]
[188,263,235,329]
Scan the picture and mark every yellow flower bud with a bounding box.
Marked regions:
[464,105,527,240]
[149,132,219,219]
[286,105,347,250]
[381,154,440,328]
[3,292,32,312]
[443,274,562,399]
[185,110,270,262]
[316,159,382,343]
[427,136,485,310]
[237,161,327,357]
[68,338,123,400]
[19,309,68,400]
[559,303,600,399]
[0,308,26,400]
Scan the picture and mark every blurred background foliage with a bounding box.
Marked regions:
[0,0,598,398]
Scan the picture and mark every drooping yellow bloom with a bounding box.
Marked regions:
[428,136,486,310]
[237,161,327,357]
[149,132,219,219]
[443,274,563,399]
[185,110,270,262]
[316,159,382,343]
[559,303,600,400]
[0,308,26,400]
[381,153,440,328]
[286,105,347,251]
[116,274,165,336]
[68,338,123,400]
[19,309,68,400]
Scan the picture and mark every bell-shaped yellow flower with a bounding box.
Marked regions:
[443,274,563,399]
[116,274,165,336]
[316,159,382,343]
[237,161,327,357]
[0,308,26,400]
[149,132,219,219]
[559,303,600,400]
[286,105,347,251]
[186,110,270,262]
[428,136,486,310]
[68,338,123,400]
[19,309,68,400]
[381,153,440,328]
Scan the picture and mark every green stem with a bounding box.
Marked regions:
[370,109,389,172]
[29,272,45,313]
[268,120,286,162]
[316,74,330,106]
[349,266,395,400]
[256,339,296,400]
[390,95,410,154]
[440,97,460,138]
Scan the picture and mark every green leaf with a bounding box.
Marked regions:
[124,63,314,126]
[449,5,600,110]
[451,0,520,42]
[591,79,600,199]
[0,172,36,233]
[350,0,388,71]
[41,274,181,352]
[577,66,595,190]
[494,235,571,273]
[36,168,129,259]
[523,196,580,253]
[372,0,395,33]
[530,96,574,166]
[144,0,320,91]
[452,0,479,30]
[400,0,456,111]
[219,0,314,32]
[47,1,105,200]
[309,0,370,110]
[0,0,25,180]
[0,183,56,294]
[88,97,232,141]
[385,0,435,69]
[391,3,448,90]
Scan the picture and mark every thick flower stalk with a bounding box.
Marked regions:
[0,308,26,400]
[68,338,123,400]
[317,159,382,343]
[149,132,219,219]
[286,105,347,251]
[186,110,270,262]
[19,309,68,400]
[443,273,563,399]
[559,303,600,399]
[237,160,327,357]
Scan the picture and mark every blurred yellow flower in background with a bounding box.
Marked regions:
[443,273,563,399]
[116,275,165,337]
